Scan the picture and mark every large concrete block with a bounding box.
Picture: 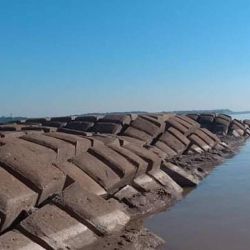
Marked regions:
[133,174,163,193]
[123,126,153,143]
[161,162,199,187]
[20,204,97,249]
[123,143,162,172]
[188,134,211,151]
[89,146,136,181]
[193,129,216,148]
[21,133,75,162]
[45,132,93,155]
[154,141,177,158]
[165,117,191,135]
[158,131,187,154]
[0,139,66,205]
[0,230,45,250]
[99,114,132,125]
[64,121,94,131]
[148,169,183,195]
[108,144,148,176]
[60,183,130,235]
[58,161,107,196]
[0,168,38,232]
[75,115,102,122]
[91,122,123,134]
[50,116,74,122]
[130,116,163,137]
[70,152,121,192]
[118,135,146,147]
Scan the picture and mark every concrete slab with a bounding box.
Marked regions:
[60,183,130,235]
[188,134,211,151]
[45,132,92,155]
[193,129,216,147]
[123,143,162,172]
[123,126,153,143]
[99,114,132,125]
[57,161,107,196]
[159,131,187,154]
[0,230,45,250]
[91,122,123,134]
[64,121,94,131]
[0,168,38,232]
[0,139,66,204]
[70,152,121,192]
[118,135,146,147]
[108,144,148,176]
[20,204,97,249]
[148,169,183,194]
[133,174,163,193]
[88,146,136,180]
[161,162,199,187]
[154,141,177,158]
[130,116,162,137]
[21,133,75,162]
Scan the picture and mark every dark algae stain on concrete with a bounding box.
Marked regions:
[146,140,250,250]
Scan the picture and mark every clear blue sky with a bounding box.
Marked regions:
[1,0,250,117]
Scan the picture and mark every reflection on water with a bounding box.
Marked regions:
[146,141,250,250]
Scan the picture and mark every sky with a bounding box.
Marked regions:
[1,0,250,117]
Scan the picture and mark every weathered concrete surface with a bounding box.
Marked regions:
[0,112,248,250]
[0,230,45,250]
[58,183,130,235]
[20,204,98,249]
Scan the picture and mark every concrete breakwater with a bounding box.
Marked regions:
[0,113,249,249]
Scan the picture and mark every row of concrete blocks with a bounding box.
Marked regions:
[0,113,226,159]
[0,127,202,249]
[0,113,248,249]
[187,113,250,137]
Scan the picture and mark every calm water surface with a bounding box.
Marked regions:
[146,115,250,250]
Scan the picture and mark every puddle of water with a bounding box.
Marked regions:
[146,141,250,250]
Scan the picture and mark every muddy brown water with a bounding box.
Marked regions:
[146,138,250,250]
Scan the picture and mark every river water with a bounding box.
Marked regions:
[146,114,250,250]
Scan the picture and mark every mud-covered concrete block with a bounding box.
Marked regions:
[45,131,93,154]
[91,122,123,134]
[161,162,199,187]
[20,204,97,249]
[70,152,121,192]
[89,146,136,181]
[133,174,163,193]
[108,144,148,176]
[188,134,211,151]
[154,141,177,158]
[60,183,130,235]
[158,131,188,154]
[123,143,162,172]
[0,168,38,232]
[58,161,107,196]
[64,121,94,131]
[165,117,191,135]
[75,115,102,122]
[118,135,146,147]
[0,230,45,250]
[0,139,66,204]
[192,129,216,148]
[123,126,153,143]
[148,169,183,195]
[99,114,132,125]
[50,116,74,122]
